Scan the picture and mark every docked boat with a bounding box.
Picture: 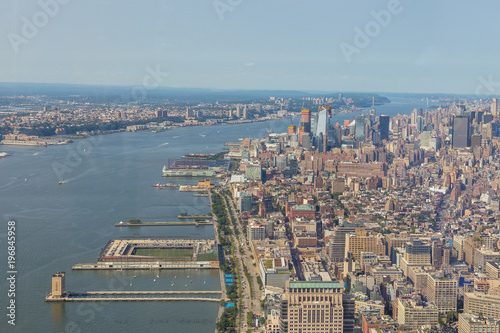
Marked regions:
[152,183,178,188]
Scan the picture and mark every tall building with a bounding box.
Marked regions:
[379,115,390,141]
[242,105,248,119]
[426,274,458,315]
[186,107,195,119]
[345,230,385,261]
[314,106,331,152]
[248,223,266,241]
[354,115,366,143]
[404,238,431,265]
[280,280,344,333]
[452,116,471,148]
[328,223,359,263]
[301,109,312,133]
[342,294,355,333]
[492,98,498,116]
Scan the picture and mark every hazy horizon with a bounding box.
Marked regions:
[2,1,500,95]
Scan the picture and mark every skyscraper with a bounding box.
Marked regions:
[242,105,248,119]
[452,116,470,148]
[379,115,390,141]
[301,109,311,133]
[492,98,498,116]
[354,115,366,143]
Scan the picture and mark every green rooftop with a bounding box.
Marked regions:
[289,281,342,289]
[292,204,315,211]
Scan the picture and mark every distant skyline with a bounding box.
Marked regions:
[2,1,500,95]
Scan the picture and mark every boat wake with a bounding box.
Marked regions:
[159,142,169,146]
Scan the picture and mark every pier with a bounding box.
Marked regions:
[178,215,213,220]
[45,272,223,302]
[46,291,222,302]
[114,221,213,227]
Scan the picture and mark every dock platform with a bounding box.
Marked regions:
[46,290,222,302]
[114,221,213,227]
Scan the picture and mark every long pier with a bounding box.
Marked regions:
[178,215,213,220]
[114,221,213,227]
[46,290,222,302]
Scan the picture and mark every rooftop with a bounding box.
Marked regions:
[289,281,341,289]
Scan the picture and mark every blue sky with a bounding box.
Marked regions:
[1,0,499,94]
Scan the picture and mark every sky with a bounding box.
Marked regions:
[1,0,499,95]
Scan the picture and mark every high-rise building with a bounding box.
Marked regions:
[345,230,385,261]
[186,107,195,119]
[328,224,358,263]
[452,116,471,148]
[236,104,241,118]
[342,294,355,333]
[379,115,390,141]
[301,109,312,133]
[404,238,431,265]
[426,274,458,315]
[242,105,248,119]
[288,125,296,136]
[280,280,344,333]
[354,115,366,143]
[492,98,498,116]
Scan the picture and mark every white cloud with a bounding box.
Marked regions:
[244,62,255,67]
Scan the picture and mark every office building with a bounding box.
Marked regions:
[404,238,431,265]
[474,248,500,272]
[345,229,385,261]
[379,115,390,141]
[354,115,366,143]
[464,293,500,318]
[397,298,439,330]
[280,280,344,333]
[426,274,458,314]
[458,313,500,333]
[492,98,498,116]
[452,116,471,148]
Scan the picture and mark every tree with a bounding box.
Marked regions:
[446,311,458,323]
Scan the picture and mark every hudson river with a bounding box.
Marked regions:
[0,96,431,332]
